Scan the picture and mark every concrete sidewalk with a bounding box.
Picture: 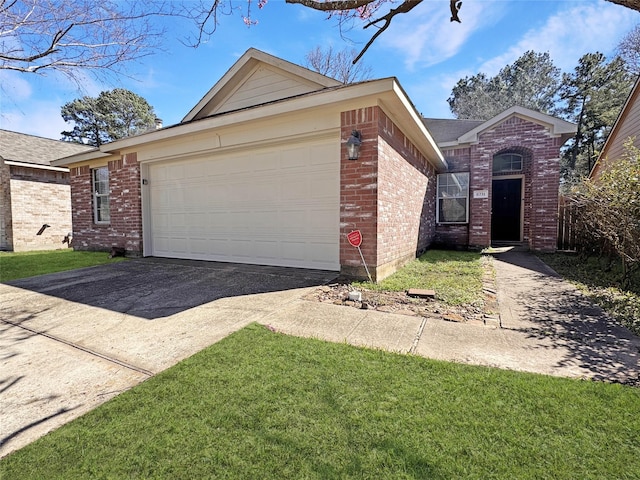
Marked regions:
[266,250,640,384]
[1,251,639,458]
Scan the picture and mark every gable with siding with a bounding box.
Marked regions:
[592,77,640,178]
[183,48,341,122]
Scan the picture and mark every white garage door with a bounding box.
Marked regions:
[147,140,340,270]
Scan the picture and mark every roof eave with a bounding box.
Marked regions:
[52,148,110,167]
[3,159,69,172]
[457,106,576,144]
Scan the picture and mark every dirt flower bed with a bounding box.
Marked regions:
[304,263,500,327]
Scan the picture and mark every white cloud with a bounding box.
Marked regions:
[0,71,33,102]
[1,101,71,140]
[479,1,637,75]
[380,0,507,70]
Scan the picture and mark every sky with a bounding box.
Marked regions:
[1,0,638,140]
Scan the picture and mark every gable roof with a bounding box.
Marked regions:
[182,48,342,123]
[55,48,447,172]
[431,106,576,148]
[0,129,92,168]
[590,76,640,179]
[422,118,484,144]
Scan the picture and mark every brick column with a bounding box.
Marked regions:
[468,146,492,248]
[109,152,143,253]
[530,142,561,251]
[340,107,379,279]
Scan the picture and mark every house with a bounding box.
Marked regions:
[590,76,640,180]
[0,130,93,251]
[53,48,575,280]
[425,107,575,251]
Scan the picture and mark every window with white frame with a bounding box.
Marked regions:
[437,172,469,224]
[92,167,110,223]
[493,153,523,173]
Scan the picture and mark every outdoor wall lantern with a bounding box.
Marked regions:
[346,130,362,160]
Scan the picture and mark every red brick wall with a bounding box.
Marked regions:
[340,107,379,279]
[437,116,562,251]
[70,153,143,254]
[340,106,437,280]
[377,110,436,277]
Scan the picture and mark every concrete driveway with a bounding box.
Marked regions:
[0,258,338,457]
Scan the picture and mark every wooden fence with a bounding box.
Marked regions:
[557,195,579,251]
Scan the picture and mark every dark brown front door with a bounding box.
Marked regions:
[491,178,521,242]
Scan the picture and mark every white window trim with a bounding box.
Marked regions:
[92,167,110,224]
[436,172,470,224]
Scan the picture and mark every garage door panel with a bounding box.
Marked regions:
[148,139,339,270]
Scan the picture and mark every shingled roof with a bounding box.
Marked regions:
[0,129,93,167]
[422,118,484,145]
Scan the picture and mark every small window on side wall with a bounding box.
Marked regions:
[437,172,469,224]
[493,153,523,173]
[92,167,110,224]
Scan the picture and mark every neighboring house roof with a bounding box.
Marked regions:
[428,106,576,149]
[590,76,640,179]
[0,129,92,169]
[55,48,447,172]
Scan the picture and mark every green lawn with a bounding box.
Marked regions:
[354,250,486,305]
[0,249,126,282]
[2,324,638,479]
[539,253,640,336]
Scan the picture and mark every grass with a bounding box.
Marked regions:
[353,249,486,305]
[0,249,127,282]
[1,324,639,479]
[539,253,640,336]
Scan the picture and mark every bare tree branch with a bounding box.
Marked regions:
[605,0,640,11]
[285,0,374,11]
[0,0,172,81]
[305,45,373,83]
[354,0,423,63]
[286,0,463,63]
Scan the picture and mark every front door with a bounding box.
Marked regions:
[491,178,522,242]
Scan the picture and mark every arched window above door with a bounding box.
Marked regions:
[493,153,523,173]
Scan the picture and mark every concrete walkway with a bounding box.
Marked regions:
[1,251,639,458]
[266,250,640,384]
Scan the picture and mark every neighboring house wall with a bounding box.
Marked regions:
[9,165,71,252]
[0,129,92,252]
[340,106,437,280]
[0,159,13,250]
[592,77,640,179]
[70,153,143,254]
[436,116,564,252]
[0,158,72,252]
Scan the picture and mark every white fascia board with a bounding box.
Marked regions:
[101,78,448,174]
[99,80,397,152]
[51,149,109,167]
[458,106,576,144]
[390,81,447,171]
[182,48,341,123]
[4,160,69,172]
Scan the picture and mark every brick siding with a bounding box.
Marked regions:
[0,160,12,250]
[436,116,562,251]
[70,152,143,255]
[2,162,72,252]
[340,107,437,280]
